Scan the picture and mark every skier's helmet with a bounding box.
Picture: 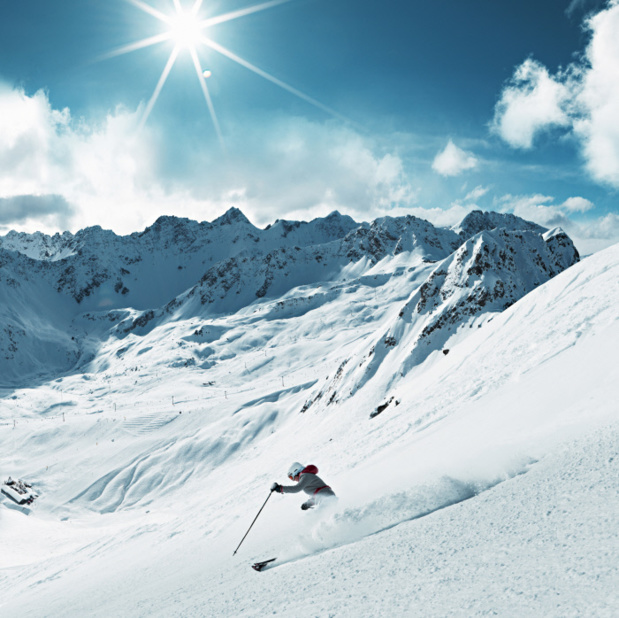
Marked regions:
[288,462,304,480]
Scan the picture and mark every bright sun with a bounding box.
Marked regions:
[104,0,343,144]
[168,10,203,49]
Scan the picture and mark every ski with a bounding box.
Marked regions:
[252,558,277,572]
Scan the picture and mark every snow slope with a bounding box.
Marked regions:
[0,216,616,617]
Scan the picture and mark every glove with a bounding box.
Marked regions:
[301,501,314,510]
[270,482,282,493]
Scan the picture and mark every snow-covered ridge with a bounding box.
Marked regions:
[452,209,546,239]
[0,209,578,387]
[301,225,580,408]
[2,210,617,616]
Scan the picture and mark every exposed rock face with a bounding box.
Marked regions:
[411,227,579,345]
[0,208,579,388]
[453,210,546,239]
[304,218,580,407]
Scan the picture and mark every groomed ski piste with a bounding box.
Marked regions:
[1,232,618,616]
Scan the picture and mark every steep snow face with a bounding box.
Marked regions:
[303,225,580,407]
[0,209,577,388]
[403,225,579,354]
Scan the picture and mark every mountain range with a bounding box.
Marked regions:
[0,208,578,391]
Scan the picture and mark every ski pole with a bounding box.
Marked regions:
[233,491,272,556]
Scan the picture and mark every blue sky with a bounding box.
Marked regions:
[0,0,617,252]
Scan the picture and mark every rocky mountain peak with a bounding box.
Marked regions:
[454,210,546,239]
[314,224,581,406]
[212,207,252,227]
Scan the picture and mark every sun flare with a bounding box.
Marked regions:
[105,0,343,145]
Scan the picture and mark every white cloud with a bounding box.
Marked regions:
[572,1,619,187]
[491,59,571,149]
[0,85,417,234]
[419,185,492,231]
[464,185,490,202]
[561,196,595,212]
[497,193,598,222]
[222,119,418,226]
[431,140,478,176]
[560,212,619,255]
[497,192,619,254]
[492,1,619,187]
[497,193,564,226]
[0,84,163,234]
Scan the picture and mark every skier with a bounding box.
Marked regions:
[271,462,336,510]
